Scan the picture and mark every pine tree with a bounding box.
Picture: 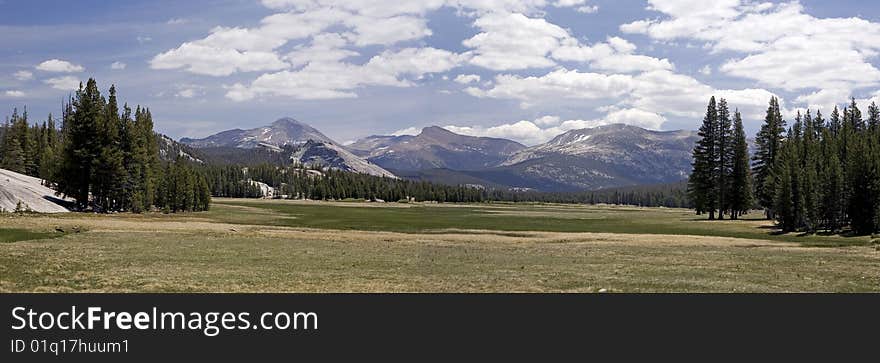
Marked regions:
[829,106,842,136]
[867,101,879,133]
[752,96,786,219]
[19,108,39,176]
[689,97,719,219]
[141,108,160,207]
[1,110,26,173]
[819,127,845,232]
[93,85,127,211]
[37,114,58,182]
[800,110,821,231]
[773,136,797,232]
[729,110,752,219]
[716,98,734,219]
[58,79,102,209]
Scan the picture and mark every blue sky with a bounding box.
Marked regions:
[1,0,879,145]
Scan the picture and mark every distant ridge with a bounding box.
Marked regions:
[347,126,526,171]
[180,118,334,148]
[180,118,395,178]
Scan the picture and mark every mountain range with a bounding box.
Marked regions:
[179,118,699,191]
[181,118,334,149]
[347,126,526,171]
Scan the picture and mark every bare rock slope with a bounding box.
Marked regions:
[0,168,70,213]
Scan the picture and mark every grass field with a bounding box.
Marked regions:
[1,198,878,292]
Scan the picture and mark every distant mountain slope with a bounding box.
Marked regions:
[158,134,203,163]
[180,118,334,148]
[292,141,397,178]
[495,124,698,190]
[347,126,526,171]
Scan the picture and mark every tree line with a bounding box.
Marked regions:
[0,78,210,213]
[690,95,880,235]
[203,162,691,208]
[201,163,488,203]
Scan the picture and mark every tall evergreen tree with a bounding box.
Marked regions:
[1,109,25,173]
[58,79,102,209]
[689,97,719,219]
[729,110,752,219]
[867,101,879,133]
[773,138,797,232]
[819,127,845,232]
[716,98,735,219]
[93,85,127,211]
[752,96,786,219]
[800,110,820,231]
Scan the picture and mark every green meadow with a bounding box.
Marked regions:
[1,199,877,292]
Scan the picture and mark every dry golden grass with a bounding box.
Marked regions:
[1,201,878,293]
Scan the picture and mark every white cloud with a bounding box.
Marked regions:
[173,84,206,99]
[463,13,569,71]
[466,68,777,124]
[554,0,598,13]
[622,1,880,102]
[795,88,851,111]
[575,5,598,14]
[461,13,671,73]
[285,33,359,67]
[226,47,465,101]
[602,108,666,129]
[35,59,84,73]
[454,74,482,84]
[444,120,559,145]
[466,69,636,106]
[153,0,668,105]
[442,109,663,146]
[13,70,33,81]
[152,43,289,76]
[3,90,26,98]
[111,61,127,70]
[699,65,712,76]
[176,89,198,98]
[391,127,422,136]
[44,76,81,91]
[553,36,674,73]
[534,115,561,126]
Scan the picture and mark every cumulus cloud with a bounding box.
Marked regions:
[13,70,33,81]
[454,74,481,84]
[226,47,466,101]
[151,42,290,77]
[391,126,422,136]
[151,4,439,77]
[442,109,665,146]
[463,13,672,73]
[4,90,26,98]
[151,0,674,105]
[463,13,570,71]
[44,76,81,91]
[466,69,636,106]
[36,59,84,73]
[622,0,880,105]
[111,61,127,70]
[466,67,777,123]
